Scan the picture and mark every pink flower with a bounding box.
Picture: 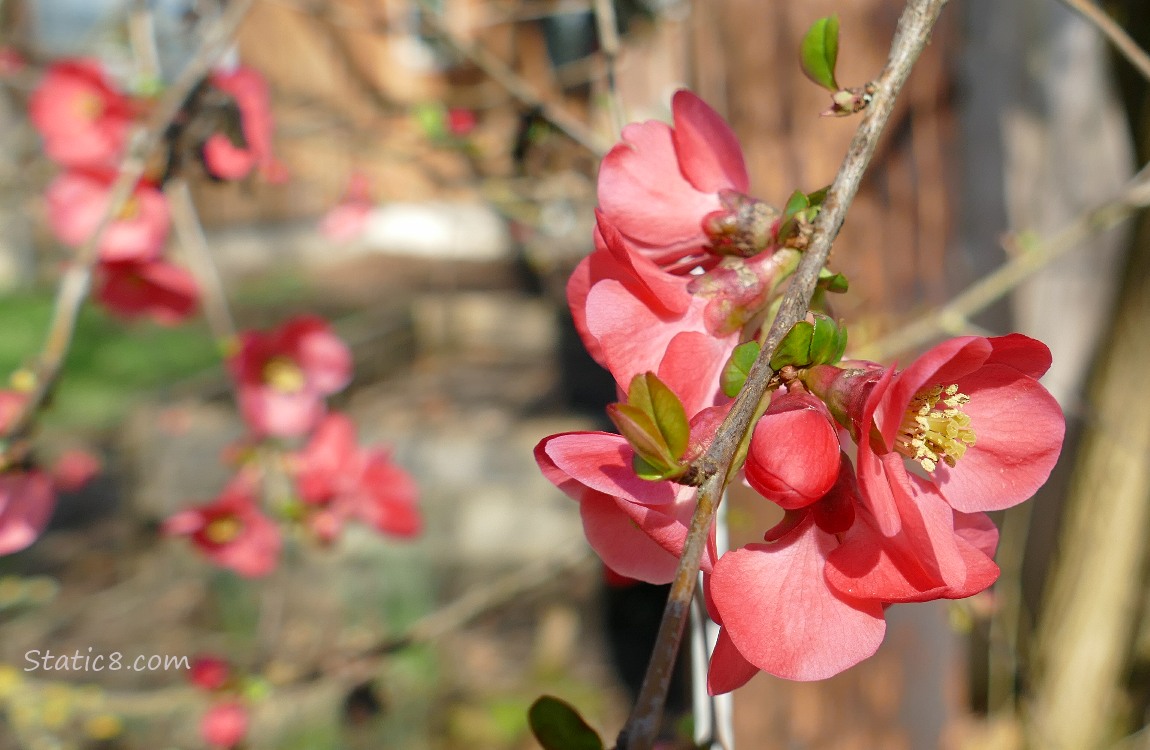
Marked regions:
[200,700,249,748]
[164,474,281,577]
[202,67,287,183]
[29,59,135,168]
[534,406,725,584]
[228,316,352,439]
[292,414,421,539]
[0,471,56,555]
[597,90,763,263]
[188,655,231,691]
[96,259,199,324]
[744,390,841,509]
[850,334,1064,591]
[45,169,170,262]
[319,172,372,243]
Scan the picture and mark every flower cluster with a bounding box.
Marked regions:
[29,58,286,324]
[535,91,1065,690]
[165,317,421,576]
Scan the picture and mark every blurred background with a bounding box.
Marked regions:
[0,0,1148,748]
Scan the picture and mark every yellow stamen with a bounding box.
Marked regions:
[203,516,242,544]
[263,356,305,393]
[894,383,976,472]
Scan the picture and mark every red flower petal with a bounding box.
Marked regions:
[670,90,749,194]
[709,518,885,681]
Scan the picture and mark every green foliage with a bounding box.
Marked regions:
[721,341,761,397]
[527,696,604,750]
[770,314,848,370]
[800,15,841,91]
[607,373,691,480]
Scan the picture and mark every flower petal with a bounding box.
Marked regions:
[709,518,885,681]
[670,90,749,193]
[934,364,1065,512]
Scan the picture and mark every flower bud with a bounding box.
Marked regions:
[745,390,840,509]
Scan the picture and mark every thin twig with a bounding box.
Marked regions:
[415,1,612,155]
[616,1,952,747]
[592,0,626,140]
[859,161,1150,361]
[1056,0,1150,82]
[166,178,239,348]
[1,0,255,454]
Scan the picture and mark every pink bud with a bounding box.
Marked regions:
[200,701,248,748]
[745,390,840,509]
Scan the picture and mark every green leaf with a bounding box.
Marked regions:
[831,322,849,363]
[807,186,830,207]
[809,314,838,365]
[817,268,849,294]
[606,403,677,472]
[770,320,815,370]
[528,696,604,750]
[626,372,655,417]
[799,15,841,92]
[721,341,761,397]
[642,373,690,460]
[782,190,810,222]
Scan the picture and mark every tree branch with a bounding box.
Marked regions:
[615,1,952,747]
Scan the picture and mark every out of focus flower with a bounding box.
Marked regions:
[202,66,287,183]
[164,474,281,577]
[446,107,477,137]
[96,259,199,324]
[0,471,56,555]
[29,59,135,168]
[319,172,372,243]
[292,413,421,539]
[200,700,248,748]
[228,316,352,439]
[45,169,169,262]
[49,448,102,492]
[188,655,231,691]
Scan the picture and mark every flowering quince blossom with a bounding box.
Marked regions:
[49,448,102,492]
[29,59,135,168]
[202,66,287,183]
[597,90,764,263]
[534,404,726,584]
[96,258,200,324]
[291,413,421,540]
[163,474,282,577]
[200,700,249,749]
[228,316,352,439]
[705,334,1064,690]
[45,169,170,262]
[827,333,1065,594]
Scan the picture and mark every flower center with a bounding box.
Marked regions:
[75,91,105,121]
[894,383,976,472]
[203,515,242,545]
[263,357,305,393]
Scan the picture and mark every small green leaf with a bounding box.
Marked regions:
[528,696,604,750]
[817,268,849,294]
[799,15,841,92]
[807,186,830,207]
[770,320,815,370]
[632,452,686,482]
[643,373,690,460]
[626,373,655,418]
[782,190,810,222]
[721,341,761,397]
[809,314,838,364]
[606,403,677,472]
